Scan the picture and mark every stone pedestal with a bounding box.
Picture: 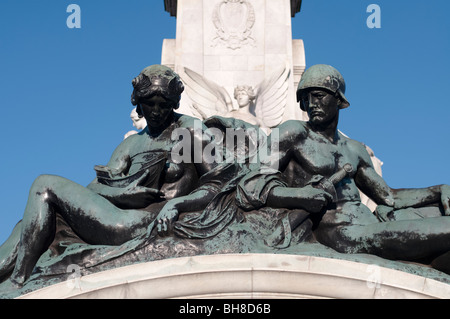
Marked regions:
[18,254,450,299]
[161,0,307,122]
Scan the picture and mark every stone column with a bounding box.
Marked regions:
[162,0,307,122]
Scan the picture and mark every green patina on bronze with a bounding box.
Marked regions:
[1,64,449,298]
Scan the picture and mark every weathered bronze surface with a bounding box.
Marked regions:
[1,64,449,298]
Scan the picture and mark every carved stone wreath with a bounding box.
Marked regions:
[211,0,256,50]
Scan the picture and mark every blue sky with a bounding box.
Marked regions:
[0,1,449,244]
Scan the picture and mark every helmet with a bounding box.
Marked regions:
[296,64,350,111]
[131,64,184,108]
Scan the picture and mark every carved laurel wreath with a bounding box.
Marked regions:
[211,0,256,50]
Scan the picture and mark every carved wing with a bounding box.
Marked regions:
[179,67,233,120]
[255,62,291,129]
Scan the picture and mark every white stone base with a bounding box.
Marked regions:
[17,254,450,299]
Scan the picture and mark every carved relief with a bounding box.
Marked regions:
[211,0,256,50]
[180,62,291,131]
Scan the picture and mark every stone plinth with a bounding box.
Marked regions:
[161,0,307,122]
[17,254,450,299]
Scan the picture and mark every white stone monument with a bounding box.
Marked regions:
[161,0,307,130]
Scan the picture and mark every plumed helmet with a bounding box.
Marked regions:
[296,64,350,111]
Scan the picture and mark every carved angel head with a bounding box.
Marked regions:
[233,85,256,108]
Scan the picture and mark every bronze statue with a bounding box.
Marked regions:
[0,65,222,287]
[261,64,450,270]
[1,63,449,298]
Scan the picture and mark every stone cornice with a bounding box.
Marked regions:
[164,0,302,17]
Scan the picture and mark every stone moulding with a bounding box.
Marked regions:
[163,0,302,17]
[290,0,302,17]
[163,0,177,17]
[17,254,450,299]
